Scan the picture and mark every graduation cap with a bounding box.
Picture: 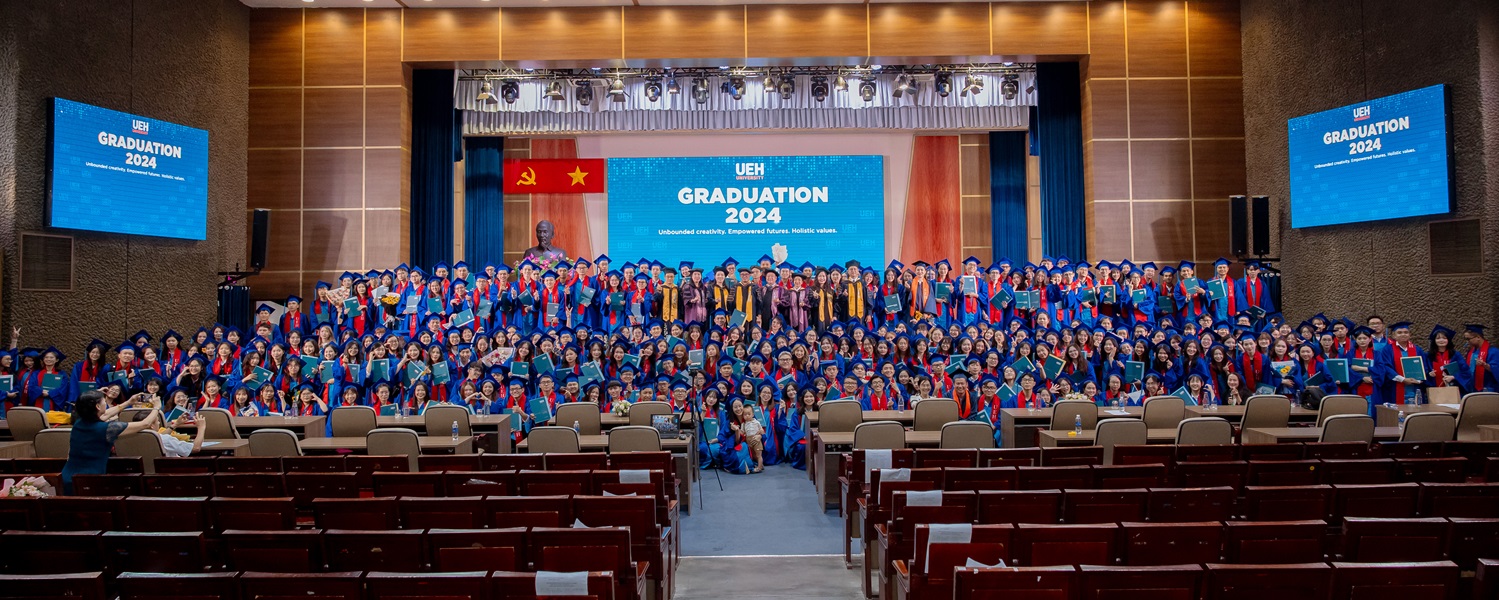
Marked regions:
[1142,262,1158,271]
[130,330,152,344]
[962,256,982,267]
[286,295,303,305]
[1390,321,1414,331]
[541,270,558,280]
[1097,260,1115,270]
[1429,325,1455,342]
[1214,257,1231,268]
[410,266,429,278]
[887,260,905,272]
[113,342,138,354]
[256,303,276,315]
[495,264,513,273]
[1160,266,1177,275]
[913,260,931,268]
[453,261,470,271]
[1351,326,1375,338]
[1465,324,1488,336]
[1178,260,1196,271]
[1074,261,1091,269]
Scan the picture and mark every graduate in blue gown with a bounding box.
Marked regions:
[782,387,815,470]
[697,390,727,469]
[717,398,754,474]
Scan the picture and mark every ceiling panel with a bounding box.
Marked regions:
[242,0,1082,8]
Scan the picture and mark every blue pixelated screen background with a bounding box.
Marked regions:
[1288,84,1453,228]
[48,98,209,240]
[607,155,885,270]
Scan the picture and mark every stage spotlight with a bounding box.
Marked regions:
[892,74,912,99]
[500,80,519,104]
[667,77,680,95]
[934,72,952,97]
[961,74,983,96]
[810,76,828,102]
[763,73,776,91]
[1026,82,1036,94]
[608,77,627,102]
[1001,74,1019,100]
[476,80,496,103]
[644,79,662,102]
[544,80,565,100]
[722,76,746,100]
[691,78,710,104]
[858,79,876,102]
[576,81,594,106]
[833,75,848,92]
[778,75,795,100]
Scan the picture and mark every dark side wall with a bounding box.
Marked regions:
[1241,0,1499,332]
[0,0,249,353]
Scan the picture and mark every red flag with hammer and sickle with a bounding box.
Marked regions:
[502,159,608,194]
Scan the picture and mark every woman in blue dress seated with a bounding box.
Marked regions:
[717,398,754,474]
[60,391,163,494]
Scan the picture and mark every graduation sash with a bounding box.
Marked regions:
[659,285,680,322]
[735,284,756,325]
[1469,342,1490,389]
[847,282,864,320]
[1392,342,1416,402]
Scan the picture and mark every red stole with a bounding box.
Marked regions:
[1392,343,1416,403]
[1243,277,1262,307]
[1218,278,1236,315]
[867,391,889,410]
[1469,342,1490,389]
[1240,352,1262,386]
[1353,347,1375,397]
[1430,351,1453,387]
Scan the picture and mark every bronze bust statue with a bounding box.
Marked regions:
[521,219,568,265]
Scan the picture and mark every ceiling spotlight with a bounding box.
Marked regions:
[722,76,746,100]
[576,81,594,106]
[691,78,710,104]
[476,80,496,103]
[1001,74,1019,100]
[544,80,565,101]
[500,80,519,104]
[1026,83,1036,94]
[859,78,876,102]
[778,75,795,100]
[608,77,627,102]
[934,72,952,98]
[892,74,911,99]
[961,74,983,96]
[810,76,828,102]
[833,75,848,92]
[644,79,662,102]
[667,77,680,95]
[763,73,776,91]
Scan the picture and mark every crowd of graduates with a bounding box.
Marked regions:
[3,253,1496,475]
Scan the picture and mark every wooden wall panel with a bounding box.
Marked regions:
[1125,0,1189,78]
[870,3,990,61]
[263,209,304,271]
[1086,1,1128,78]
[623,7,744,62]
[1089,202,1133,259]
[901,136,962,263]
[526,139,593,261]
[1131,200,1192,260]
[252,271,303,304]
[302,210,364,272]
[303,149,364,210]
[303,8,364,86]
[1189,78,1244,138]
[365,9,405,86]
[248,88,301,149]
[1192,200,1230,261]
[404,8,501,63]
[365,149,408,210]
[1191,138,1246,200]
[503,200,532,262]
[960,141,990,196]
[1128,79,1190,138]
[1129,140,1191,200]
[503,7,622,64]
[248,149,302,211]
[364,209,407,268]
[1085,79,1129,140]
[365,86,409,148]
[1086,141,1131,200]
[303,87,365,148]
[745,5,867,60]
[1187,0,1242,77]
[249,9,302,87]
[991,2,1089,57]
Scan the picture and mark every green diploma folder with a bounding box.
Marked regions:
[1400,356,1427,382]
[1206,279,1228,302]
[1325,359,1351,384]
[1123,361,1145,383]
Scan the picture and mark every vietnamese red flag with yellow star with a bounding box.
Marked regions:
[502,158,608,194]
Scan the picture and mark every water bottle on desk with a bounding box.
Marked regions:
[572,420,581,434]
[1397,410,1406,433]
[451,420,460,441]
[1074,415,1082,435]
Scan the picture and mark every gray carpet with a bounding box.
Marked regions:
[673,556,864,600]
[679,463,847,556]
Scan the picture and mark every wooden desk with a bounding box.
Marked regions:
[1242,427,1403,444]
[197,439,251,456]
[1183,405,1320,422]
[177,416,327,439]
[0,441,34,458]
[811,429,942,511]
[1374,403,1460,427]
[1481,425,1499,441]
[374,415,513,454]
[544,413,697,430]
[1037,428,1181,447]
[297,435,476,455]
[806,410,915,428]
[515,433,693,453]
[1000,407,1143,448]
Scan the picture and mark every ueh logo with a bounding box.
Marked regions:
[1352,105,1371,122]
[131,119,150,135]
[735,162,765,180]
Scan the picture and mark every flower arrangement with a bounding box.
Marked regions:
[0,476,55,498]
[158,427,191,443]
[610,398,632,417]
[1062,392,1090,404]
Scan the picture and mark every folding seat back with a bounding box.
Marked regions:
[215,456,283,473]
[312,497,400,530]
[1119,521,1223,566]
[213,472,287,498]
[1329,561,1460,600]
[1240,443,1307,461]
[238,571,363,600]
[221,529,326,572]
[372,471,445,497]
[0,497,40,530]
[418,454,484,473]
[911,523,1015,579]
[1246,460,1323,486]
[427,527,527,572]
[123,496,209,532]
[593,469,668,499]
[443,470,515,496]
[40,496,124,531]
[1221,521,1326,563]
[0,530,105,574]
[1445,518,1499,572]
[400,496,488,529]
[483,453,545,471]
[285,471,359,508]
[1040,446,1103,467]
[1341,517,1451,562]
[347,455,410,489]
[609,451,675,478]
[975,490,1062,524]
[1418,482,1499,517]
[10,457,67,474]
[953,565,1077,600]
[490,570,615,600]
[518,469,594,496]
[1062,488,1148,524]
[1175,444,1239,463]
[872,467,944,508]
[1090,464,1167,489]
[1079,565,1205,599]
[980,447,1041,467]
[1441,441,1499,476]
[102,531,205,574]
[324,528,427,572]
[152,456,217,474]
[1376,441,1444,459]
[117,571,238,600]
[544,452,610,471]
[1302,441,1371,459]
[141,473,215,498]
[1173,461,1248,489]
[528,527,633,581]
[914,448,979,468]
[1094,421,1148,464]
[939,421,997,449]
[488,495,574,528]
[208,497,297,531]
[943,467,1017,492]
[1331,483,1420,520]
[282,455,348,473]
[1393,457,1468,483]
[1319,458,1396,485]
[0,572,106,599]
[72,473,144,497]
[365,571,489,600]
[1203,562,1332,600]
[1013,523,1118,567]
[1016,465,1092,490]
[1242,485,1332,521]
[1147,486,1237,522]
[1111,444,1175,467]
[573,495,659,544]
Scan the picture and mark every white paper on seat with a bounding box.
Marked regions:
[535,571,589,596]
[964,557,1006,568]
[1106,410,1130,416]
[619,469,651,484]
[865,448,893,483]
[907,489,943,507]
[924,522,973,572]
[879,468,911,482]
[1437,403,1461,409]
[602,491,636,497]
[571,518,588,528]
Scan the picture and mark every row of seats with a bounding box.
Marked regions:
[0,451,678,478]
[1,570,624,600]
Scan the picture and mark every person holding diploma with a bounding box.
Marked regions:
[1426,325,1463,391]
[23,347,70,412]
[1375,321,1428,406]
[1461,324,1499,392]
[1208,258,1237,324]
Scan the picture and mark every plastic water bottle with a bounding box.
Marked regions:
[1397,410,1406,432]
[1073,415,1082,435]
[1111,398,1120,410]
[1413,388,1424,406]
[451,420,459,440]
[573,420,581,434]
[1210,395,1219,411]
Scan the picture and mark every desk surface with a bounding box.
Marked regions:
[0,441,34,458]
[814,430,943,448]
[1481,425,1499,441]
[178,415,325,429]
[375,414,514,428]
[515,433,692,453]
[1001,406,1145,421]
[807,410,915,427]
[298,435,476,452]
[1242,426,1402,444]
[1037,428,1181,447]
[1183,405,1320,419]
[198,439,251,456]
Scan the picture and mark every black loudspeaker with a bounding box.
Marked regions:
[1228,195,1248,256]
[250,209,270,270]
[1251,195,1271,255]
